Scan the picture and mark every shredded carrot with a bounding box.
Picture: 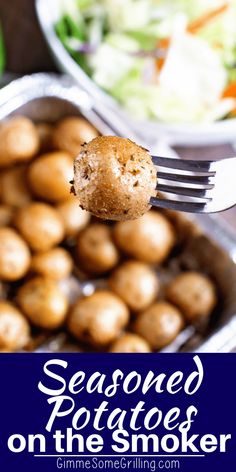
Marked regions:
[223,81,236,98]
[188,2,229,34]
[155,2,229,73]
[156,38,170,71]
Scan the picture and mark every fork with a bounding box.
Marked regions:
[150,155,236,213]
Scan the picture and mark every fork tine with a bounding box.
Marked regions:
[156,183,213,200]
[150,196,206,213]
[157,171,214,185]
[152,155,214,173]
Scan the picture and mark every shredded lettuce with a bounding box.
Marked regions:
[55,0,236,123]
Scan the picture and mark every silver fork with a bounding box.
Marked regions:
[151,155,236,213]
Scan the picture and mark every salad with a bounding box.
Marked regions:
[55,0,236,124]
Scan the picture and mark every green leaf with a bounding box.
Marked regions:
[0,24,5,74]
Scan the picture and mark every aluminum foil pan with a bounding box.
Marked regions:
[1,73,236,352]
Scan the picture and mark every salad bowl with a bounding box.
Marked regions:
[36,0,236,147]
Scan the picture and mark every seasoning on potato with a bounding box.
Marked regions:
[134,301,184,350]
[28,151,73,202]
[68,291,129,346]
[73,136,157,221]
[76,223,119,274]
[1,165,32,207]
[52,116,99,156]
[0,116,39,167]
[0,227,31,281]
[31,247,73,280]
[0,301,30,351]
[14,202,64,252]
[166,271,217,322]
[109,260,159,312]
[114,210,175,264]
[17,277,69,329]
[109,333,151,353]
[57,196,90,237]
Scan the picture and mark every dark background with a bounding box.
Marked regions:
[0,0,235,227]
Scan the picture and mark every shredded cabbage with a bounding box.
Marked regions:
[55,0,236,123]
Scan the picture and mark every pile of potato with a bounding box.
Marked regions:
[0,115,217,352]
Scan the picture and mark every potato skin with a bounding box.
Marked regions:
[36,123,53,152]
[109,260,159,312]
[0,205,14,227]
[0,301,30,351]
[166,271,217,322]
[73,136,157,221]
[28,151,73,202]
[31,247,73,280]
[57,196,90,237]
[76,223,119,274]
[0,227,31,281]
[14,202,64,252]
[134,301,184,350]
[68,291,129,346]
[114,211,175,264]
[52,116,99,156]
[1,165,32,208]
[17,277,68,329]
[0,117,39,167]
[109,333,151,353]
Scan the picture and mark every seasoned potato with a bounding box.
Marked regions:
[0,117,39,167]
[76,223,119,274]
[0,205,14,227]
[114,211,175,264]
[36,123,53,151]
[73,136,157,221]
[68,290,129,346]
[14,202,64,252]
[166,271,217,322]
[0,301,30,351]
[31,247,73,280]
[109,260,159,312]
[0,227,31,281]
[57,196,90,237]
[52,116,99,156]
[28,151,73,202]
[109,333,151,353]
[17,277,68,329]
[134,301,184,350]
[1,165,32,207]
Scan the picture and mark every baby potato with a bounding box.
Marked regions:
[109,333,151,353]
[166,271,217,322]
[31,247,73,280]
[0,116,39,167]
[17,276,68,329]
[0,227,31,281]
[28,151,73,202]
[109,260,159,312]
[134,301,184,350]
[52,116,99,156]
[67,290,129,347]
[73,136,157,221]
[14,202,64,252]
[36,122,53,151]
[0,205,14,227]
[57,196,90,237]
[1,165,32,208]
[76,223,119,274]
[0,301,30,351]
[114,211,175,264]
